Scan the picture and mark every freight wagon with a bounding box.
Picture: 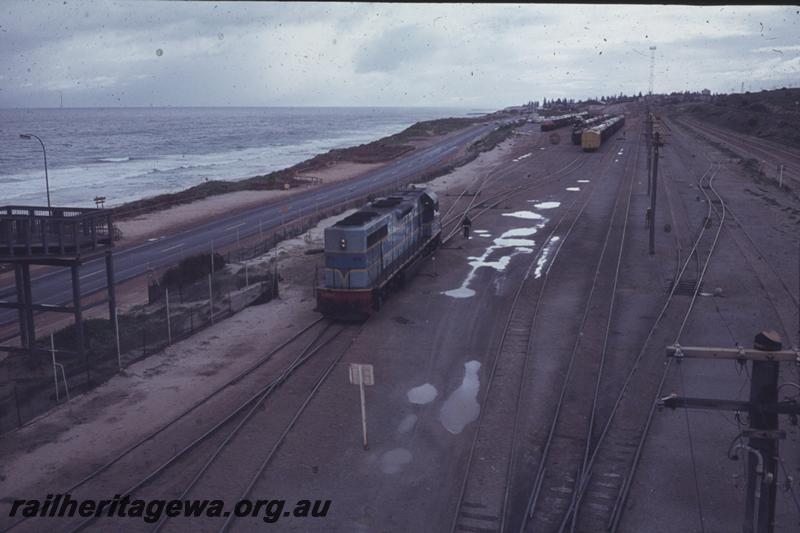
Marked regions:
[571,115,608,145]
[581,116,625,152]
[316,188,441,320]
[652,117,666,146]
[540,112,588,132]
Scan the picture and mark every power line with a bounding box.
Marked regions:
[679,363,707,533]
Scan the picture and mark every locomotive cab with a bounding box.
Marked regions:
[419,191,440,241]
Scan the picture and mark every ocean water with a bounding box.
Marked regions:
[0,107,480,208]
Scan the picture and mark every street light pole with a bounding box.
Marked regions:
[20,133,51,210]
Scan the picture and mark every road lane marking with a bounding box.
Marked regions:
[79,270,104,280]
[160,242,185,254]
[225,222,246,231]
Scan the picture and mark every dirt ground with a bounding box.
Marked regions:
[2,112,799,533]
[0,131,522,510]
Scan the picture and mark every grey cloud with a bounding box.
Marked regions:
[354,25,440,74]
[1,3,798,108]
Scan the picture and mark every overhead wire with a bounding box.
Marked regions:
[678,363,707,533]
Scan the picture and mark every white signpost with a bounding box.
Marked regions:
[348,363,374,450]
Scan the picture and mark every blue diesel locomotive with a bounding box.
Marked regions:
[316,188,441,319]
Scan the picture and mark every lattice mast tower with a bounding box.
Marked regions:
[648,46,657,96]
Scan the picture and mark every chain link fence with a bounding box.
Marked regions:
[0,260,278,434]
[0,188,378,434]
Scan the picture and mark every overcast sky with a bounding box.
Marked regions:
[1,2,798,108]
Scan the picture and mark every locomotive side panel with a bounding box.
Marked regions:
[318,188,441,320]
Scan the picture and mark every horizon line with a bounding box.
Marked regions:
[0,104,498,111]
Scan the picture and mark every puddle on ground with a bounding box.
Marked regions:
[502,211,545,220]
[397,414,417,434]
[529,201,561,209]
[440,361,482,434]
[501,227,538,238]
[535,236,561,278]
[444,286,477,298]
[566,187,581,192]
[443,224,544,299]
[407,383,438,404]
[379,448,412,474]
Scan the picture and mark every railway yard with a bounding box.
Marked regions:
[2,106,800,533]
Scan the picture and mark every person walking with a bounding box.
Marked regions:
[462,215,472,238]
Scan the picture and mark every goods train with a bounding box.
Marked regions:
[540,112,588,132]
[571,115,608,145]
[581,115,626,152]
[650,113,666,146]
[316,188,441,320]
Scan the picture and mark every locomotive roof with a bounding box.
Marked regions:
[542,112,584,122]
[585,115,623,134]
[573,114,607,131]
[333,188,432,228]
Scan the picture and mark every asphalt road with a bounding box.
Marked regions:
[0,121,502,327]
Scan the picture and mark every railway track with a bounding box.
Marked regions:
[440,153,587,244]
[489,115,732,533]
[1,317,366,533]
[520,125,640,533]
[675,117,800,188]
[446,123,632,533]
[66,321,356,533]
[439,126,566,231]
[604,152,728,533]
[559,155,726,533]
[439,125,546,226]
[666,117,799,343]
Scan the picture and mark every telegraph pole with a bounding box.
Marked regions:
[660,331,800,533]
[649,131,660,255]
[646,112,653,196]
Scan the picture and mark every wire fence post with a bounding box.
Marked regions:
[114,309,122,371]
[51,334,59,402]
[165,288,172,345]
[60,365,70,403]
[208,273,215,324]
[245,262,249,287]
[13,384,22,428]
[210,240,215,277]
